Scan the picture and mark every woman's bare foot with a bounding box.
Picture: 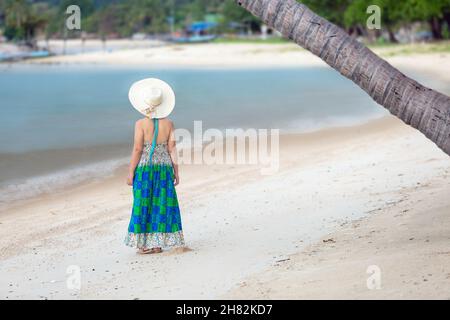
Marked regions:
[137,248,152,254]
[151,247,163,253]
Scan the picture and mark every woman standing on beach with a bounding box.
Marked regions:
[124,78,185,254]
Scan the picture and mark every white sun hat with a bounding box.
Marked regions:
[128,78,175,119]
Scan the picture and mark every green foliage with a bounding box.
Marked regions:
[343,0,403,29]
[401,0,450,21]
[443,22,450,40]
[302,0,351,26]
[1,0,51,43]
[1,0,450,42]
[222,0,259,25]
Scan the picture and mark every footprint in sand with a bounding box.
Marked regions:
[163,246,193,255]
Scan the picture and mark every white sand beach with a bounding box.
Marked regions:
[30,41,326,68]
[29,41,450,80]
[1,43,449,299]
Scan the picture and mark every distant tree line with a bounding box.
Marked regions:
[303,0,450,42]
[1,0,449,45]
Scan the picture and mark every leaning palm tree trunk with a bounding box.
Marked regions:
[236,0,450,155]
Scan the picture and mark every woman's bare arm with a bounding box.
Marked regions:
[167,120,179,186]
[127,120,144,186]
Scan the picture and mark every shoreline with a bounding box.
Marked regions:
[0,113,386,214]
[1,115,449,299]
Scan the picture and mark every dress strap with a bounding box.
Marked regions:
[148,118,159,163]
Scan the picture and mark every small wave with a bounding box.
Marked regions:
[0,156,128,208]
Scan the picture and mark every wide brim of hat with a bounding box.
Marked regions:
[128,78,175,119]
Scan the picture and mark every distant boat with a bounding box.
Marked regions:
[170,21,218,44]
[0,50,51,62]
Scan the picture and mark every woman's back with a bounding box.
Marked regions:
[141,117,172,144]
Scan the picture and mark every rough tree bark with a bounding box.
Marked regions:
[236,0,450,155]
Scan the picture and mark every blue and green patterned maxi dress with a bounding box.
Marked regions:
[124,119,185,249]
